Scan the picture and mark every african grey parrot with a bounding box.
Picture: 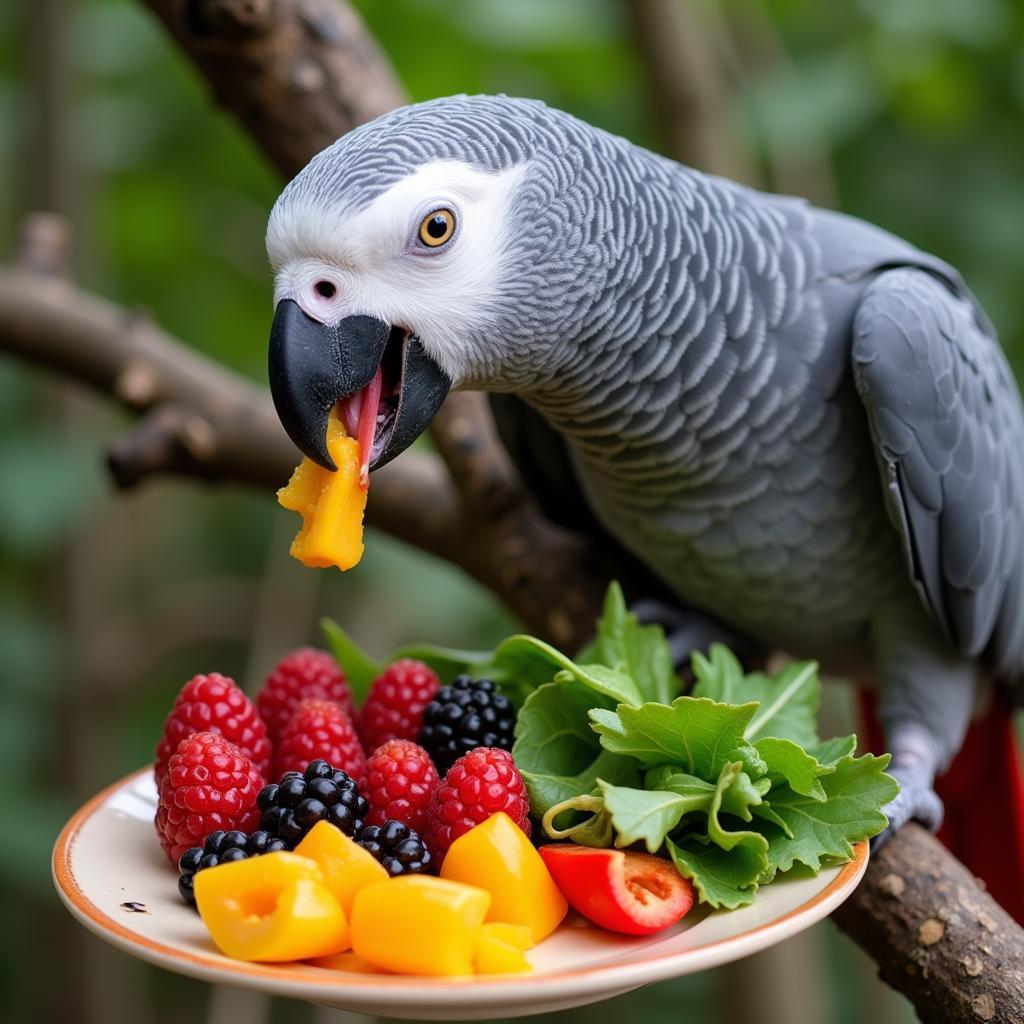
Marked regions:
[263,96,1024,892]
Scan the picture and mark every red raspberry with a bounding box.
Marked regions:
[155,732,263,863]
[273,699,365,783]
[364,739,440,831]
[422,747,531,862]
[359,659,440,752]
[155,673,271,784]
[256,647,355,743]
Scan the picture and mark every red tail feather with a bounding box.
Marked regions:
[860,691,1024,925]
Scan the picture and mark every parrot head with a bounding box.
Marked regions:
[266,94,611,476]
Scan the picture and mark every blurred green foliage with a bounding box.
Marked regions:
[1,0,1022,1021]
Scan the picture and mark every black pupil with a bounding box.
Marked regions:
[426,214,449,239]
[315,280,336,299]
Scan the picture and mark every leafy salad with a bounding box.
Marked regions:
[324,583,898,910]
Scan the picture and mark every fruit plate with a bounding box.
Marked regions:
[54,768,868,1020]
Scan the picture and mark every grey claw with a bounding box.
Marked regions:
[872,769,944,851]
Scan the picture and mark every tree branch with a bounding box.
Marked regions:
[0,218,607,648]
[0,258,294,490]
[141,0,405,178]
[833,825,1024,1023]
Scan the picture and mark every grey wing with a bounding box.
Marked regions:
[852,268,1024,677]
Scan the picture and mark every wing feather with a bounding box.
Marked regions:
[852,268,1024,675]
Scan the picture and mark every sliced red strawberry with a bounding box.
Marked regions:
[539,845,694,935]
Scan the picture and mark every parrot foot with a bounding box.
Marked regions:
[630,598,756,670]
[872,764,944,851]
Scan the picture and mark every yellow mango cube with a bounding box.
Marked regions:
[474,922,534,974]
[277,412,367,571]
[194,852,349,962]
[441,812,568,942]
[293,820,389,916]
[308,951,390,974]
[351,876,490,976]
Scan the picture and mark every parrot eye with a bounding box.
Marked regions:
[418,209,456,248]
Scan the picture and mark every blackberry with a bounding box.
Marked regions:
[257,759,368,848]
[358,820,433,876]
[418,676,514,773]
[176,828,286,906]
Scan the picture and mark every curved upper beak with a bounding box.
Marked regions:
[268,299,451,473]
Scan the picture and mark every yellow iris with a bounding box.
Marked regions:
[419,209,456,247]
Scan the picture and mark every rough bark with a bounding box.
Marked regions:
[141,0,405,178]
[834,824,1024,1024]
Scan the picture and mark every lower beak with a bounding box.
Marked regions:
[268,299,451,474]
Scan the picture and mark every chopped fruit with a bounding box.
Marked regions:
[177,829,287,907]
[351,876,490,976]
[440,812,566,941]
[423,747,531,863]
[155,673,271,784]
[277,410,367,571]
[358,820,433,876]
[195,851,349,962]
[308,951,389,974]
[257,648,355,742]
[363,739,439,830]
[155,732,264,864]
[359,660,440,752]
[293,820,388,916]
[419,676,515,774]
[272,699,365,784]
[538,846,695,936]
[474,923,533,975]
[258,759,368,847]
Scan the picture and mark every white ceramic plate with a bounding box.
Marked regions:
[54,769,868,1019]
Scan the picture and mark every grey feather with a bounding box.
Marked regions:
[852,269,1024,673]
[272,95,1024,833]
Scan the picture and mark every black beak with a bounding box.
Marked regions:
[268,299,451,472]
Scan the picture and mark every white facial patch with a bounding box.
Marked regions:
[267,160,528,384]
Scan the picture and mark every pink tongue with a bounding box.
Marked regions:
[339,391,361,438]
[356,367,383,489]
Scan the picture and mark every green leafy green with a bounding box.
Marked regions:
[385,642,492,681]
[647,765,767,822]
[809,735,858,765]
[588,583,679,703]
[754,736,832,800]
[320,618,380,705]
[727,741,769,779]
[704,763,771,859]
[744,662,821,746]
[331,584,898,915]
[598,777,713,852]
[590,697,758,775]
[662,762,772,908]
[761,752,899,872]
[667,837,763,910]
[512,681,639,818]
[750,802,793,836]
[690,645,748,703]
[692,645,819,747]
